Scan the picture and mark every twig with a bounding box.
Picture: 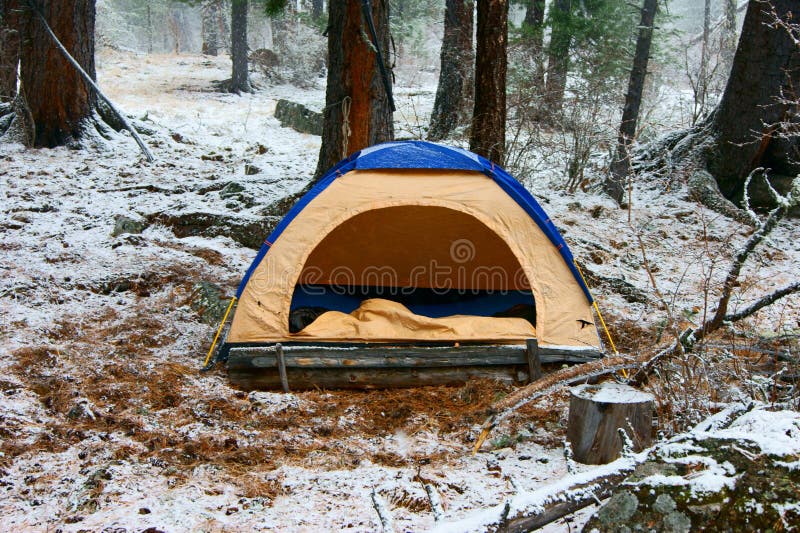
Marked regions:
[371,488,395,533]
[424,482,445,523]
[473,356,637,454]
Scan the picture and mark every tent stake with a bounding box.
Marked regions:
[26,0,155,162]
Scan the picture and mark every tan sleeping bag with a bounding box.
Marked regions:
[293,298,536,342]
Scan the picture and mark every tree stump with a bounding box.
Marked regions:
[567,382,654,465]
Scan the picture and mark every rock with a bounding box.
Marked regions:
[244,163,262,175]
[189,281,229,325]
[67,398,97,421]
[274,99,323,136]
[148,211,279,250]
[219,181,246,199]
[112,215,147,237]
[583,435,800,532]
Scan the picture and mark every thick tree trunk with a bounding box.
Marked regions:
[20,0,97,147]
[428,0,474,142]
[544,0,571,114]
[708,0,800,201]
[469,0,507,163]
[0,0,21,103]
[522,0,545,91]
[315,0,394,177]
[605,0,657,205]
[202,0,219,56]
[230,0,251,93]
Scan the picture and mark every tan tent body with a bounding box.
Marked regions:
[221,142,602,388]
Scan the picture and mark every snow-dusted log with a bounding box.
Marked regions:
[567,383,654,464]
[432,451,647,533]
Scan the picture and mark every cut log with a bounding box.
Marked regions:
[567,382,654,465]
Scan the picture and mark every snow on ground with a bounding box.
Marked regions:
[1,50,798,532]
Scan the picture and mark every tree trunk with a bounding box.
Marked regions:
[20,0,97,147]
[314,0,394,177]
[146,3,153,54]
[544,0,571,114]
[695,0,712,124]
[721,0,737,74]
[202,0,219,56]
[218,0,231,53]
[428,0,474,142]
[230,0,251,93]
[605,0,657,205]
[708,0,800,201]
[0,0,21,103]
[469,0,507,163]
[311,0,323,21]
[522,0,545,91]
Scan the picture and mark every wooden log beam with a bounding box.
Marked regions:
[225,343,603,390]
[227,365,527,390]
[226,343,602,369]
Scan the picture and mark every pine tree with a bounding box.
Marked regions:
[470,0,508,163]
[428,0,474,142]
[315,0,394,177]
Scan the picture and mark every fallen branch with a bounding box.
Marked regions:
[472,356,637,454]
[433,451,647,533]
[371,488,395,533]
[630,281,800,385]
[26,0,155,162]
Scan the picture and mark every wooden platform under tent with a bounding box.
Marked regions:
[220,340,604,390]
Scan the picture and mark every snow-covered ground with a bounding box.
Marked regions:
[1,50,798,532]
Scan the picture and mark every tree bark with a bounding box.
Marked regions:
[469,0,508,163]
[314,0,394,177]
[544,0,571,114]
[708,0,800,200]
[428,0,474,142]
[0,0,21,103]
[20,0,97,147]
[605,0,658,205]
[230,0,251,93]
[202,0,219,56]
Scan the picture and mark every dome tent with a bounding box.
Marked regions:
[219,141,605,389]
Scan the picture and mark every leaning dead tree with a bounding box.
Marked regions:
[1,0,153,161]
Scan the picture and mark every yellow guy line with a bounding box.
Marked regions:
[573,260,626,377]
[203,296,237,368]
